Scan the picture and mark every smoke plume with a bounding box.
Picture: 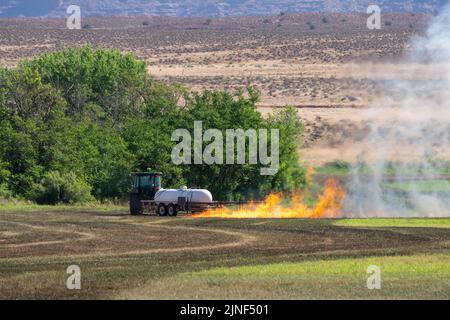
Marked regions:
[344,5,450,217]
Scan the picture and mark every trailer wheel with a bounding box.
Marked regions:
[130,194,142,215]
[157,204,167,216]
[167,204,178,217]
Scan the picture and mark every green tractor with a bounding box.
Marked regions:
[129,172,162,215]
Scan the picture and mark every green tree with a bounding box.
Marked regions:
[0,47,307,204]
[22,45,147,126]
[168,88,306,200]
[0,65,68,197]
[33,171,92,204]
[264,105,307,193]
[4,67,67,122]
[50,117,135,199]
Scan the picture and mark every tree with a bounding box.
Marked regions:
[22,45,147,126]
[49,117,135,199]
[33,171,92,204]
[4,67,67,122]
[0,67,67,197]
[166,89,306,200]
[0,47,307,204]
[264,106,307,193]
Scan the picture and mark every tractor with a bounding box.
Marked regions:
[129,172,162,215]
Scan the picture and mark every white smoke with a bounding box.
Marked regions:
[344,5,450,217]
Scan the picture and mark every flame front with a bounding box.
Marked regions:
[193,179,345,219]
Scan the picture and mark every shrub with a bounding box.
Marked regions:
[34,171,92,205]
[0,183,13,200]
[325,160,352,170]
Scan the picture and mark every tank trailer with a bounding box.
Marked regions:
[129,172,252,216]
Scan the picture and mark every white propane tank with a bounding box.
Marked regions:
[155,186,213,205]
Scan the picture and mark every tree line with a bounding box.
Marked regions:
[0,46,306,204]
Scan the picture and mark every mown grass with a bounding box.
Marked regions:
[334,218,450,228]
[1,211,450,299]
[123,253,450,299]
[199,254,450,277]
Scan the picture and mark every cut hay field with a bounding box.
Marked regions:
[1,208,449,299]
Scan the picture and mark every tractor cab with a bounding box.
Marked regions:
[129,172,162,215]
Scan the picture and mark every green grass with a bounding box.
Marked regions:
[124,253,450,299]
[334,218,450,229]
[315,161,450,178]
[315,164,351,176]
[199,254,450,278]
[384,180,450,193]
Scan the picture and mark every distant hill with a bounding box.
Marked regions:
[1,0,449,18]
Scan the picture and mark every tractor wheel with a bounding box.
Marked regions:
[157,204,167,216]
[130,195,142,216]
[168,204,178,217]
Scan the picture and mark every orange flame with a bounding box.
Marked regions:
[193,179,345,219]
